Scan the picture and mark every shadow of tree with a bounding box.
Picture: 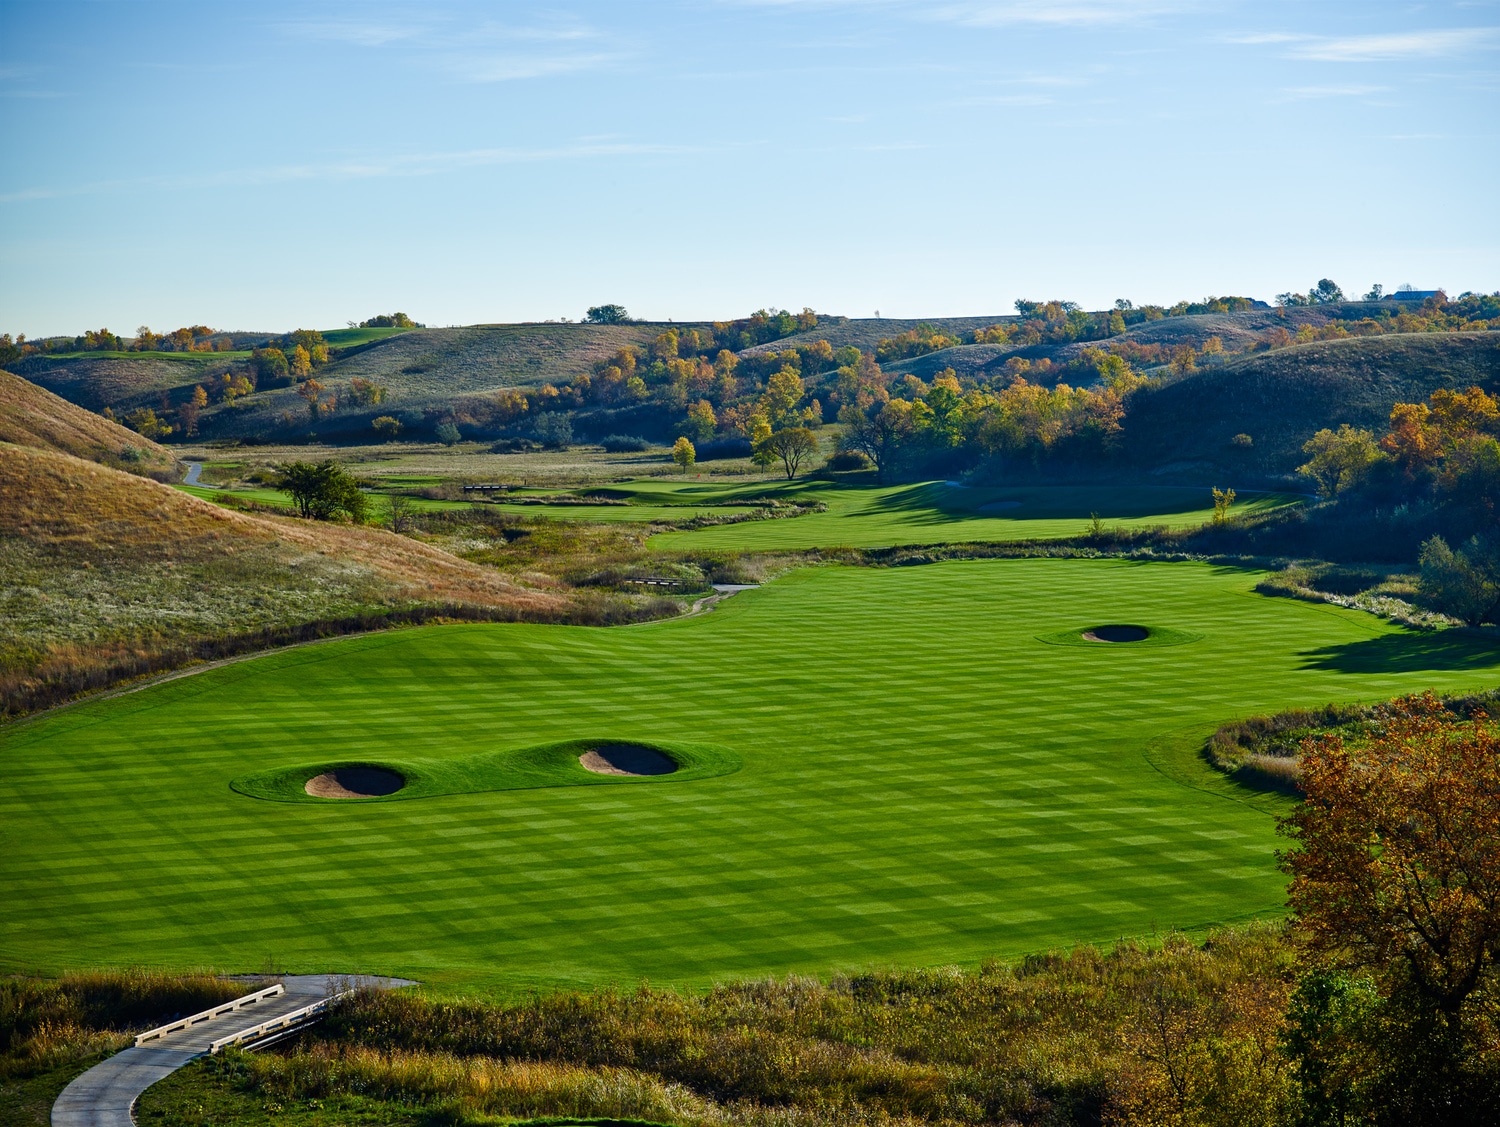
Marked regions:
[1300,631,1500,673]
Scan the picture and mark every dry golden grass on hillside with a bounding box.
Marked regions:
[0,443,590,716]
[0,369,179,480]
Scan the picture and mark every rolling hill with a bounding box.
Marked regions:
[0,371,576,715]
[1117,332,1500,480]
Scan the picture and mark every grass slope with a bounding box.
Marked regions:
[1120,332,1500,477]
[4,558,1498,991]
[0,443,566,713]
[203,324,693,441]
[0,370,178,480]
[10,351,243,411]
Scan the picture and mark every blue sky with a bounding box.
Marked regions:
[1,1,1496,335]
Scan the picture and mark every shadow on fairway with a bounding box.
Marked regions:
[1300,631,1500,673]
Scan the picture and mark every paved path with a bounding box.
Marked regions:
[182,462,203,485]
[52,974,413,1127]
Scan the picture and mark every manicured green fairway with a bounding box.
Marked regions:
[3,559,1496,994]
[634,481,1299,550]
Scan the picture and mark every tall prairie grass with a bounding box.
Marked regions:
[0,969,242,1079]
[251,925,1298,1126]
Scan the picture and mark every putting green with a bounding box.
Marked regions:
[3,559,1497,993]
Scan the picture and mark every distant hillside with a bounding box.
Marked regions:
[1117,333,1500,480]
[0,369,179,480]
[204,323,682,440]
[884,302,1389,382]
[740,316,1009,357]
[11,350,244,410]
[0,442,569,715]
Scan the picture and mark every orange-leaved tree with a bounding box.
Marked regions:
[1280,693,1500,1014]
[1278,693,1500,1120]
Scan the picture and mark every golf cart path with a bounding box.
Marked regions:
[52,974,413,1127]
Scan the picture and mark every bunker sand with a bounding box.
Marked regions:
[579,744,678,776]
[305,766,405,798]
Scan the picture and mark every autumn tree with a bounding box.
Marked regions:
[122,407,171,440]
[297,378,326,421]
[671,436,695,472]
[759,367,805,430]
[683,399,716,443]
[372,415,401,441]
[1211,486,1235,523]
[1298,425,1385,497]
[289,344,313,379]
[1279,694,1500,1120]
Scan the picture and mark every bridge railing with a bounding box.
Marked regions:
[208,989,352,1054]
[133,984,285,1047]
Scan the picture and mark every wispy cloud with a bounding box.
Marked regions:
[729,0,1178,26]
[1279,28,1498,61]
[1278,84,1389,100]
[929,1,1181,27]
[442,51,626,83]
[275,14,625,81]
[951,92,1055,106]
[0,140,715,205]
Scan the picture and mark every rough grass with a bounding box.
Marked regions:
[8,558,1500,990]
[0,444,590,715]
[1204,687,1500,792]
[0,969,242,1079]
[133,924,1299,1127]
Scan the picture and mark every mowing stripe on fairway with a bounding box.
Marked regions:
[2,559,1497,994]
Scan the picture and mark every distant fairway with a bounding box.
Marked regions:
[4,559,1497,993]
[641,481,1299,550]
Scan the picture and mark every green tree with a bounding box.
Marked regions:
[1298,425,1384,497]
[372,415,401,441]
[387,493,416,533]
[1418,535,1500,626]
[1309,278,1346,304]
[671,436,695,472]
[434,422,462,446]
[837,399,913,485]
[756,426,817,480]
[276,460,367,522]
[585,304,631,324]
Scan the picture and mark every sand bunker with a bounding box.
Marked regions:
[1082,625,1150,643]
[579,744,678,777]
[305,766,406,798]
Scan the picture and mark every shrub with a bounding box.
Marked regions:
[827,449,872,472]
[695,436,752,461]
[600,434,650,453]
[530,413,573,450]
[434,422,463,447]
